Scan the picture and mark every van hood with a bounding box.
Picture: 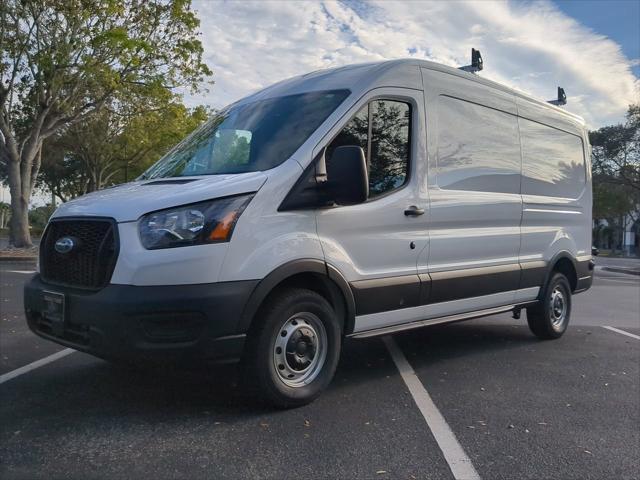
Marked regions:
[52,172,268,222]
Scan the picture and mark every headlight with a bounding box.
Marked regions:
[139,194,254,250]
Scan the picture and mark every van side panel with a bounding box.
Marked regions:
[420,68,524,304]
[516,97,592,282]
[353,68,592,335]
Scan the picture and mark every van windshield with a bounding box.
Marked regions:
[141,89,350,179]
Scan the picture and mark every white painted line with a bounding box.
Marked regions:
[0,348,75,385]
[6,270,36,274]
[603,326,640,340]
[383,336,480,480]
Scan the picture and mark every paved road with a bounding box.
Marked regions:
[1,261,638,479]
[594,256,640,268]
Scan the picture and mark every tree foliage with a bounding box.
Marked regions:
[39,100,209,200]
[0,0,211,247]
[590,105,640,192]
[590,104,640,252]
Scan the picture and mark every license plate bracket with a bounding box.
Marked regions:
[43,291,65,336]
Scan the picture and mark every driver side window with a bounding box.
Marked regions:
[326,100,411,198]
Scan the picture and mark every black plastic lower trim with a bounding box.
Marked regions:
[239,259,357,335]
[24,275,258,364]
[575,275,593,293]
[429,264,521,304]
[351,275,421,315]
[349,263,525,315]
[576,259,593,278]
[575,258,594,294]
[519,261,547,289]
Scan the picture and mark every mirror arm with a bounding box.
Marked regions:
[313,147,336,206]
[314,147,328,183]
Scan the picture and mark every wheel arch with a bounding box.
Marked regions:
[540,251,578,299]
[239,259,356,335]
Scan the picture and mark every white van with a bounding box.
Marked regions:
[25,59,593,407]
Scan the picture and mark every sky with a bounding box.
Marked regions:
[555,0,640,78]
[4,0,639,207]
[187,0,640,129]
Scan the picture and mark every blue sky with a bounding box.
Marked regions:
[189,0,639,128]
[555,0,640,77]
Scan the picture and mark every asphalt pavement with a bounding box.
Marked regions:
[0,259,638,479]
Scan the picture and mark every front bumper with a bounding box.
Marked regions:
[24,275,258,365]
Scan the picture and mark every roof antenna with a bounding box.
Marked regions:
[548,87,567,106]
[459,48,483,74]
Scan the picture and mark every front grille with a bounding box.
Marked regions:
[40,218,119,290]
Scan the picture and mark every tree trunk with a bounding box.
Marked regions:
[87,175,97,193]
[5,143,40,248]
[7,159,32,247]
[9,193,31,248]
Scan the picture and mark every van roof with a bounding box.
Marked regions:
[238,58,585,127]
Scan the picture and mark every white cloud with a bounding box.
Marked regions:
[188,0,639,128]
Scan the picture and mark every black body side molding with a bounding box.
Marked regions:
[240,252,592,339]
[350,275,421,315]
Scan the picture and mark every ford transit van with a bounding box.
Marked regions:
[25,59,593,407]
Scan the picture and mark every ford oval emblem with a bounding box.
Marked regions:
[54,236,76,254]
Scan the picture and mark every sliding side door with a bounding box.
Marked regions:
[420,68,523,313]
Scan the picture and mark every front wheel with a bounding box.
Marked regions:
[526,272,572,339]
[244,288,342,408]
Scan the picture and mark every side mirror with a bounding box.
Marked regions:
[326,146,369,205]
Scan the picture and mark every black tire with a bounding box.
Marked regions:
[526,272,572,339]
[243,288,342,408]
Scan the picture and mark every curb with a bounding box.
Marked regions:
[602,266,640,277]
[0,256,38,263]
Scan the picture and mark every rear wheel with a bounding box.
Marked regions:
[244,288,342,408]
[526,272,572,339]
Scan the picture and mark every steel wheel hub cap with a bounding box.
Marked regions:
[273,312,327,388]
[550,287,567,327]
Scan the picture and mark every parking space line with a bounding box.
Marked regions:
[0,348,75,385]
[6,270,36,274]
[383,336,481,480]
[602,326,640,340]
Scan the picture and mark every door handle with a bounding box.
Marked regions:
[404,206,425,217]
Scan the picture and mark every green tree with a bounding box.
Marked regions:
[0,0,211,247]
[28,203,54,233]
[38,100,209,199]
[590,105,639,192]
[590,104,640,253]
[112,102,210,183]
[38,136,91,203]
